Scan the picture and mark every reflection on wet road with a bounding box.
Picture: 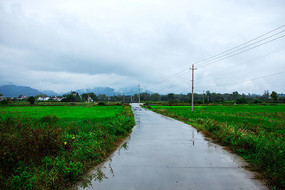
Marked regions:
[72,103,267,190]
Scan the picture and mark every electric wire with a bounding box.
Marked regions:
[199,70,285,88]
[149,24,285,86]
[194,25,285,66]
[199,34,285,67]
[142,25,285,92]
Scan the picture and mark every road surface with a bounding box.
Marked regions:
[73,103,267,190]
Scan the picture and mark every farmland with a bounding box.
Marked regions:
[0,104,135,189]
[147,104,285,188]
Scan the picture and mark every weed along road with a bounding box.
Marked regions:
[73,103,267,190]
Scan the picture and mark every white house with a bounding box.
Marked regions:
[0,96,6,101]
[37,97,50,101]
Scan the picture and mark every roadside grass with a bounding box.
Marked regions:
[0,105,135,189]
[146,105,285,189]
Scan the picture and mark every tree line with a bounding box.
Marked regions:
[2,90,282,105]
[59,90,283,104]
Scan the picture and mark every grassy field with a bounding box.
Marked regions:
[0,105,122,120]
[0,104,135,189]
[146,104,285,189]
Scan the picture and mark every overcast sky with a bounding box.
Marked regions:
[0,0,284,94]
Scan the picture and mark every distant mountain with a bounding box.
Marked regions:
[75,87,154,96]
[117,87,154,95]
[0,85,42,97]
[42,90,60,96]
[0,84,154,98]
[76,87,116,96]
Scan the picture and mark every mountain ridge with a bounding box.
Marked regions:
[0,85,153,97]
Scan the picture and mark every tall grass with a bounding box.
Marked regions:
[0,105,135,189]
[148,105,285,189]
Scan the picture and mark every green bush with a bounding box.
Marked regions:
[97,102,106,106]
[0,99,8,105]
[27,96,35,105]
[10,163,36,190]
[236,98,248,104]
[0,118,64,175]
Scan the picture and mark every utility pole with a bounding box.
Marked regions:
[123,93,125,103]
[138,84,140,103]
[130,89,132,103]
[203,90,205,105]
[190,64,197,112]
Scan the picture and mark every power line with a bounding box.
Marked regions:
[194,46,285,81]
[143,69,189,88]
[144,69,189,87]
[197,30,285,67]
[174,70,285,93]
[147,44,285,91]
[199,34,285,67]
[146,24,285,87]
[143,25,285,93]
[194,25,285,66]
[146,66,285,94]
[199,70,285,88]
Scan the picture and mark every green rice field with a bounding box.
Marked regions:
[148,105,285,189]
[0,106,122,120]
[0,104,135,189]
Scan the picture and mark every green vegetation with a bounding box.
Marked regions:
[0,104,135,189]
[27,96,35,105]
[271,91,279,102]
[146,105,285,189]
[0,99,8,105]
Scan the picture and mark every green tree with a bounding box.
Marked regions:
[61,92,82,102]
[150,93,161,101]
[262,90,270,101]
[75,93,81,102]
[270,91,278,101]
[0,99,8,105]
[167,93,175,102]
[61,94,76,102]
[27,96,35,105]
[81,93,88,101]
[82,93,97,102]
[231,91,239,100]
[236,98,248,104]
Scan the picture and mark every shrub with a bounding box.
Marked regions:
[252,99,262,104]
[42,157,83,182]
[0,99,8,105]
[10,163,36,190]
[236,98,248,104]
[97,102,106,106]
[27,96,35,105]
[0,119,64,172]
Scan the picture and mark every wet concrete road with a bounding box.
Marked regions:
[73,103,267,190]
